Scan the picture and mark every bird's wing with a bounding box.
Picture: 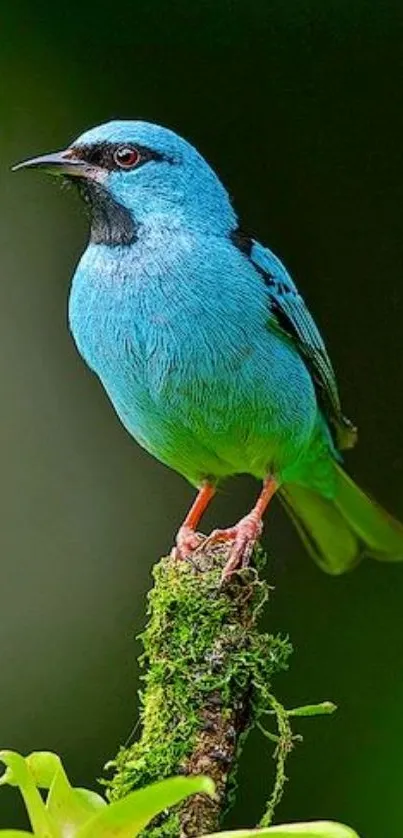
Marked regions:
[241,235,356,449]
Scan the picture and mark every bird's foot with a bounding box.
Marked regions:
[172,524,204,561]
[205,512,263,581]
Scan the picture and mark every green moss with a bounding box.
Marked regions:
[105,549,292,836]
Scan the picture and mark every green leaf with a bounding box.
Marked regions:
[47,764,106,835]
[76,775,215,838]
[0,750,105,838]
[25,753,63,790]
[0,832,35,836]
[202,822,359,838]
[73,788,107,811]
[26,750,106,836]
[286,703,337,718]
[0,751,57,838]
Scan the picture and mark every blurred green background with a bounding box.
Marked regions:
[1,1,403,835]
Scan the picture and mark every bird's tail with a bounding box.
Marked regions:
[279,462,403,574]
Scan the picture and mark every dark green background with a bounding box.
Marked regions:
[1,1,403,835]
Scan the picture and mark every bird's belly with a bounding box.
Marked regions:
[97,328,317,485]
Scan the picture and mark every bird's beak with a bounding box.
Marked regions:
[12,149,103,181]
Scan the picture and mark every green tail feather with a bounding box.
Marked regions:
[280,463,403,575]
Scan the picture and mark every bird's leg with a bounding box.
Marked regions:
[174,482,216,560]
[205,476,279,580]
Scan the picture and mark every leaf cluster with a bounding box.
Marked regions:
[0,750,359,838]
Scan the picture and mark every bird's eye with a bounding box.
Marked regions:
[113,146,141,169]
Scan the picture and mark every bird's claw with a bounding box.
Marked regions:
[173,514,263,581]
[204,513,263,581]
[172,524,204,561]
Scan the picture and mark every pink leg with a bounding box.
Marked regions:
[174,482,216,559]
[206,476,279,579]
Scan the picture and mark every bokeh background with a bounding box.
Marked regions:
[1,1,403,835]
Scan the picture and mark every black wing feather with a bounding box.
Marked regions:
[247,238,357,450]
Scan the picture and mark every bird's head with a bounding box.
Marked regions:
[13,120,237,245]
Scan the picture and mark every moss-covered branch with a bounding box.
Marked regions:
[105,542,292,836]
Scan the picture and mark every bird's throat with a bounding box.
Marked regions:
[77,181,138,246]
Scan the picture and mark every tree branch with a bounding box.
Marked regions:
[105,543,292,837]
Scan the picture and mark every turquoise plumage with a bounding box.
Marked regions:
[13,120,403,577]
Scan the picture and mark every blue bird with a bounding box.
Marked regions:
[13,121,403,577]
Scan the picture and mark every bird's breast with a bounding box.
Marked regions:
[69,233,264,386]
